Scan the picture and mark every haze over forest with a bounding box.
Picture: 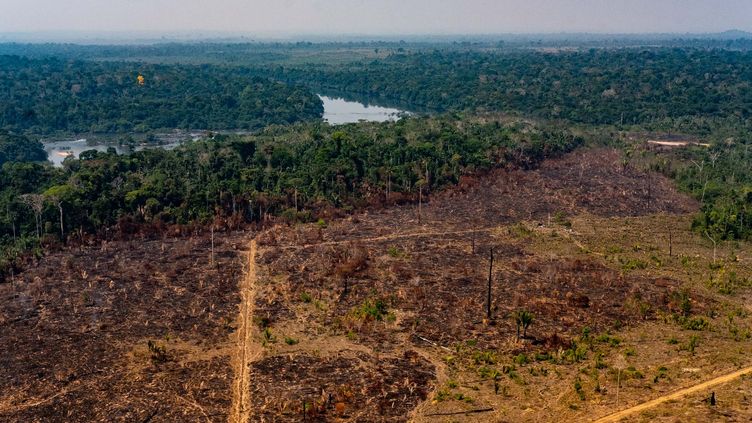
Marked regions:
[2,0,752,38]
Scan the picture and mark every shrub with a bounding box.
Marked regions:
[352,299,389,321]
[147,340,168,363]
[514,353,530,365]
[595,333,621,347]
[473,350,497,365]
[678,316,710,331]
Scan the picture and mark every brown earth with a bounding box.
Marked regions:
[4,147,746,423]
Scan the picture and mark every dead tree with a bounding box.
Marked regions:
[46,195,65,241]
[705,230,718,265]
[19,194,44,241]
[668,226,673,257]
[486,247,494,321]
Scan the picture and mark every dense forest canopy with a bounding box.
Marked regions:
[0,55,323,134]
[0,130,47,166]
[260,49,752,125]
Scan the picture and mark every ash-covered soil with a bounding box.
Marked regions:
[0,233,248,422]
[0,148,702,422]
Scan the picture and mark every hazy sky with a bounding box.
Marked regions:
[1,0,751,35]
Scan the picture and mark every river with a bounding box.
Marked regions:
[319,95,407,125]
[43,95,410,166]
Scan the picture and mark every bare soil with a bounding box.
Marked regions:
[3,148,749,422]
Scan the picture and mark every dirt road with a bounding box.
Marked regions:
[229,240,262,423]
[593,366,752,422]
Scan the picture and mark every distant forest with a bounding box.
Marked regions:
[0,55,323,134]
[259,49,752,126]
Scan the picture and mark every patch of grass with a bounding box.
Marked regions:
[284,337,299,345]
[299,292,313,303]
[563,342,589,363]
[514,353,530,365]
[676,315,710,331]
[434,389,451,402]
[351,298,389,321]
[680,335,700,354]
[653,366,669,383]
[594,352,607,369]
[619,257,648,272]
[614,366,644,381]
[553,211,572,228]
[386,246,405,258]
[708,271,752,295]
[473,350,497,365]
[595,333,621,347]
[535,352,552,362]
[262,327,275,344]
[454,393,474,403]
[574,377,586,401]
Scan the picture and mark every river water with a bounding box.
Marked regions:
[320,95,406,125]
[43,95,409,166]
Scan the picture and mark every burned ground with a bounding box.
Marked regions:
[4,148,747,422]
[249,351,434,422]
[0,233,247,422]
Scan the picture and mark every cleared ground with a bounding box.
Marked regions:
[2,148,750,422]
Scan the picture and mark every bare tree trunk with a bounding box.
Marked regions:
[486,247,494,321]
[418,185,422,224]
[58,203,64,241]
[705,231,717,264]
[668,226,673,257]
[210,225,215,266]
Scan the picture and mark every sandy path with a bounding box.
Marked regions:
[593,365,752,422]
[229,240,262,423]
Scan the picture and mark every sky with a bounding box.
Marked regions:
[1,0,751,36]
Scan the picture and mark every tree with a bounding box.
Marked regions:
[486,247,494,321]
[19,193,44,240]
[513,310,534,340]
[44,185,74,241]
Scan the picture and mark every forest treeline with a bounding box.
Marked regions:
[646,117,752,242]
[261,49,752,125]
[0,55,323,134]
[0,117,582,280]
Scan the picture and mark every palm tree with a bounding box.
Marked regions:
[513,310,534,340]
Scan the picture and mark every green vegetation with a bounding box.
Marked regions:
[352,298,389,322]
[0,55,322,134]
[0,131,47,166]
[263,49,752,125]
[147,340,168,364]
[0,117,580,281]
[512,309,534,340]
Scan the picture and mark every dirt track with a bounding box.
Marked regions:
[230,240,261,423]
[593,365,752,422]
